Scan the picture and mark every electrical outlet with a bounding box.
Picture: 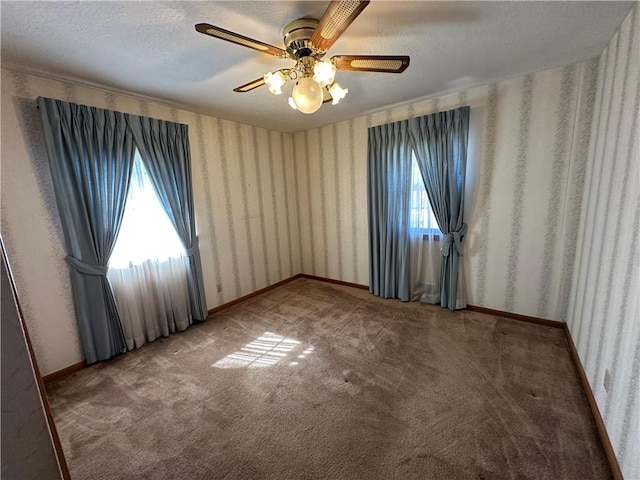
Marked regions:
[604,369,611,393]
[216,283,222,293]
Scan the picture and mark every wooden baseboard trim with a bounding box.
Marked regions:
[46,276,306,382]
[207,274,302,316]
[43,360,87,384]
[297,282,564,332]
[564,325,622,479]
[466,304,564,329]
[298,274,369,290]
[206,274,369,318]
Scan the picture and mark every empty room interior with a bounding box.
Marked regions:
[1,1,638,479]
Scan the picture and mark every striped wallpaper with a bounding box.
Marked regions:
[566,7,639,479]
[0,68,301,375]
[293,59,599,322]
[1,14,636,474]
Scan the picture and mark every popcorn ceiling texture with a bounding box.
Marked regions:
[0,1,633,132]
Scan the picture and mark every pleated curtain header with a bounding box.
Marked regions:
[36,96,190,137]
[367,106,470,136]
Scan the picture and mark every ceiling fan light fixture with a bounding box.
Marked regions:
[312,58,337,87]
[264,71,286,95]
[196,1,409,114]
[328,82,348,105]
[291,76,323,114]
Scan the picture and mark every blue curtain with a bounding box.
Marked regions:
[409,107,470,310]
[37,97,135,363]
[127,115,208,320]
[367,120,414,301]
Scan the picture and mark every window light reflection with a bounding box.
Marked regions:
[212,332,314,369]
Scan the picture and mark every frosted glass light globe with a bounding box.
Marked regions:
[328,82,348,105]
[292,77,323,114]
[313,59,336,87]
[264,71,286,95]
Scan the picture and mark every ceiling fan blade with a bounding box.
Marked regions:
[309,1,370,53]
[233,77,266,93]
[332,55,410,73]
[195,23,287,58]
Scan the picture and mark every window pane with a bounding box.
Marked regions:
[410,155,441,234]
[109,153,185,268]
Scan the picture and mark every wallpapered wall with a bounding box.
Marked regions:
[1,68,301,375]
[2,10,637,473]
[3,58,598,375]
[2,254,61,479]
[293,59,598,322]
[566,7,639,479]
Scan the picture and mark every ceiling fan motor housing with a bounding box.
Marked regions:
[283,18,320,59]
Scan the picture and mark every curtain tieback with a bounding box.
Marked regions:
[442,224,468,257]
[65,255,108,276]
[185,236,199,256]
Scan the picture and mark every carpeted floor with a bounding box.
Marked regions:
[46,278,610,480]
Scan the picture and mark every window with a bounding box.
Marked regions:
[409,154,441,237]
[108,152,191,350]
[109,153,185,269]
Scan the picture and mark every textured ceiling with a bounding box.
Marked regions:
[0,1,634,132]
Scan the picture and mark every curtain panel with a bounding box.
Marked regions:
[38,96,208,363]
[408,161,444,305]
[409,106,470,310]
[367,120,414,300]
[367,106,470,311]
[37,97,135,363]
[108,256,192,350]
[127,115,208,320]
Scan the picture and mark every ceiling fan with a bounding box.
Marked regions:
[195,0,410,114]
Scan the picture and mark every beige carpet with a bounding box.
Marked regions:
[47,278,610,479]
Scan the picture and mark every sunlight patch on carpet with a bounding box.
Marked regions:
[212,332,313,369]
